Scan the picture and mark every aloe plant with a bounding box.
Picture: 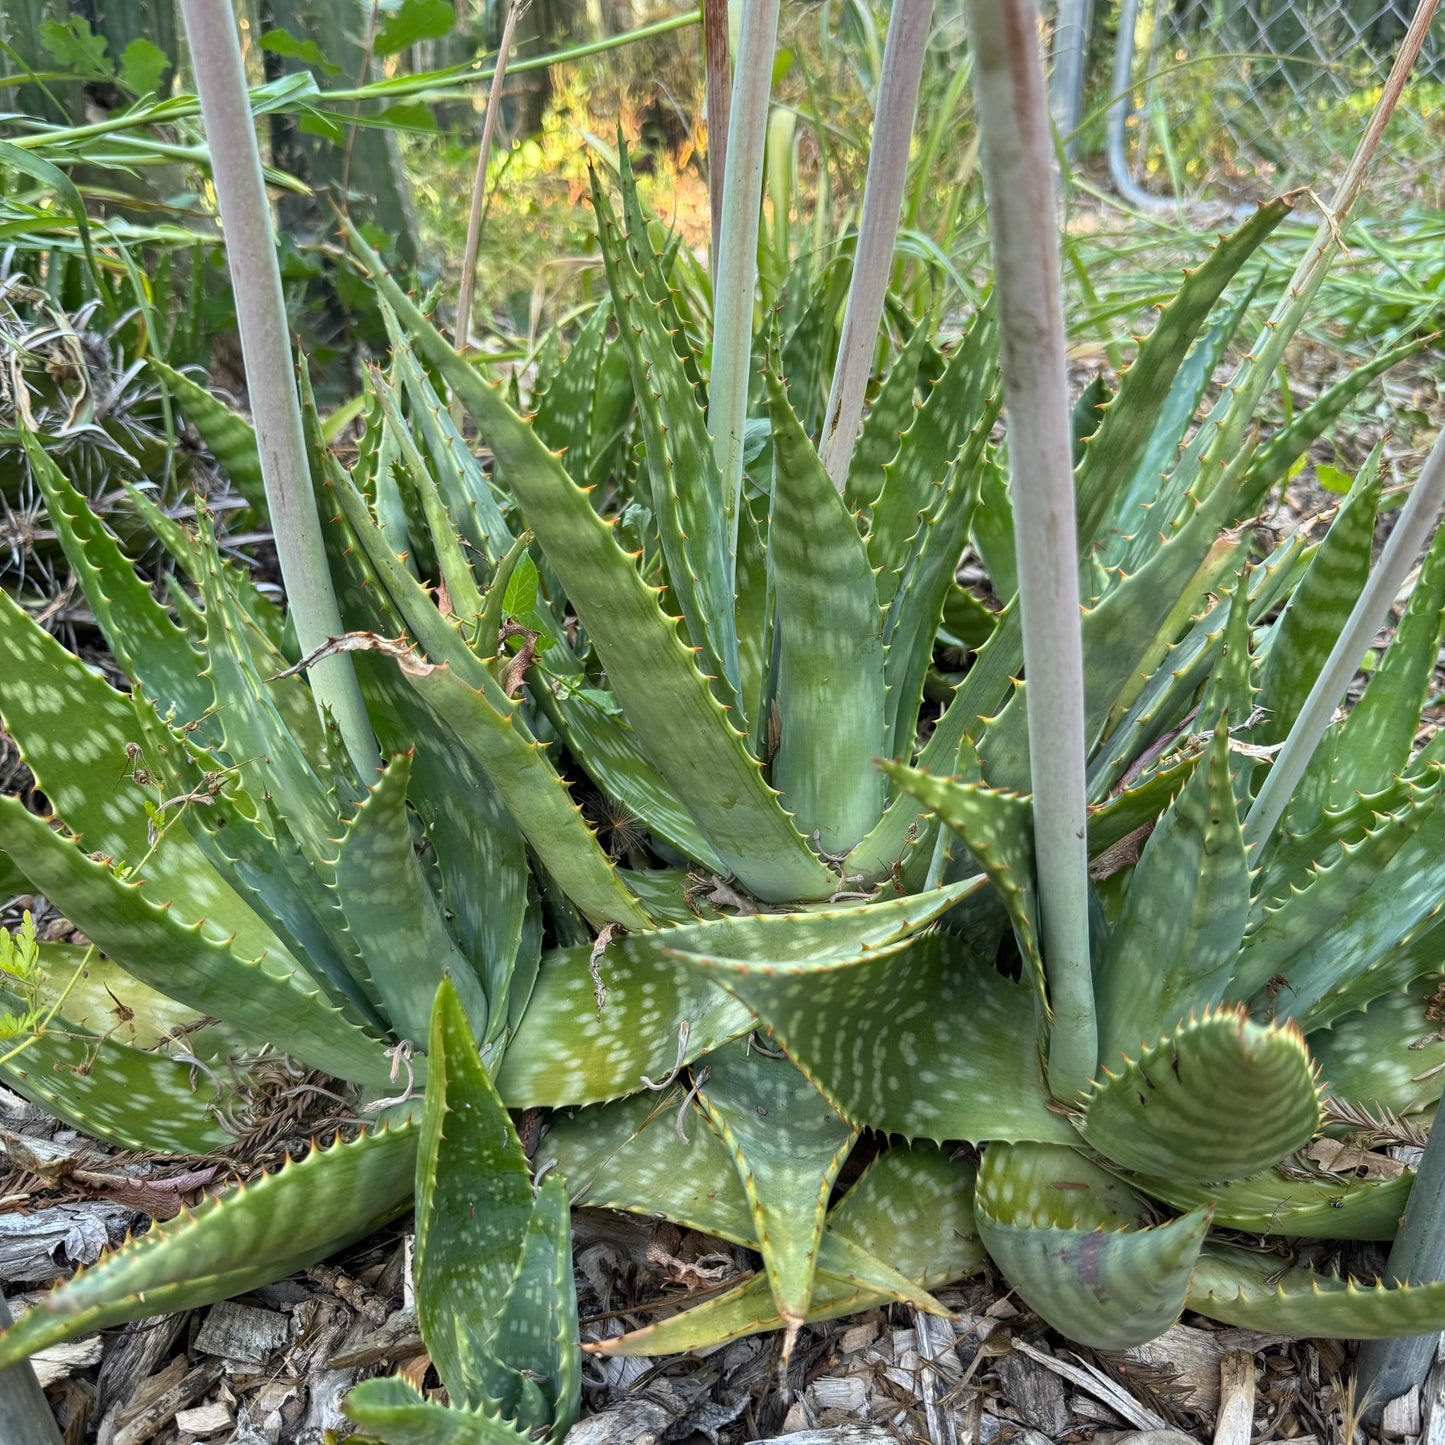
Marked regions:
[4,0,1445,1421]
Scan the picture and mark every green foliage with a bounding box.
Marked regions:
[3,124,1445,1418]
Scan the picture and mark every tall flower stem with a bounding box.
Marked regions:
[964,0,1095,1100]
[178,0,374,774]
[820,0,932,489]
[708,0,780,580]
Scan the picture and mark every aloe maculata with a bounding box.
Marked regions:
[2,63,1445,1439]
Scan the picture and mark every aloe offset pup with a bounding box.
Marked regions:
[4,0,1445,1425]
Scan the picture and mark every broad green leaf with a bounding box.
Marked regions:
[1079,1009,1321,1183]
[343,1378,531,1444]
[696,1042,856,1333]
[765,350,887,853]
[1094,727,1248,1062]
[375,0,454,55]
[503,883,972,1106]
[415,980,534,1413]
[1331,504,1445,801]
[334,752,489,1043]
[594,1143,981,1356]
[118,36,170,95]
[1130,1166,1412,1243]
[1,1026,235,1155]
[258,27,342,74]
[1188,1244,1445,1337]
[667,927,1073,1145]
[1074,196,1292,547]
[22,430,211,730]
[344,218,834,904]
[1308,986,1445,1118]
[150,360,267,510]
[971,449,1016,599]
[0,1125,415,1369]
[594,174,740,715]
[976,1142,1211,1349]
[0,591,275,957]
[1254,447,1383,745]
[491,1175,580,1434]
[879,763,1043,1002]
[0,799,394,1088]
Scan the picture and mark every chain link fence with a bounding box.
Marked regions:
[1098,1,1445,204]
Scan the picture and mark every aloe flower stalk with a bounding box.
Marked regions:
[964,0,1095,1099]
[709,0,781,577]
[820,0,933,488]
[177,0,374,772]
[703,0,731,285]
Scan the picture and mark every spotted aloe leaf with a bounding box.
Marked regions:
[877,763,1044,1003]
[1094,726,1248,1064]
[345,219,835,905]
[1233,767,1445,1023]
[1188,1244,1445,1337]
[1073,195,1292,550]
[501,881,973,1106]
[332,751,489,1043]
[764,343,887,853]
[1307,986,1445,1118]
[1078,1009,1322,1183]
[343,1376,532,1445]
[326,460,651,932]
[666,926,1074,1146]
[1192,573,1254,746]
[593,1143,982,1356]
[1254,446,1383,747]
[0,799,393,1088]
[1128,1165,1412,1243]
[844,318,934,514]
[414,979,535,1415]
[0,1021,236,1156]
[1329,500,1445,803]
[592,172,740,716]
[695,1040,857,1335]
[0,1124,416,1369]
[150,359,267,511]
[0,590,277,958]
[975,1141,1212,1350]
[20,429,213,733]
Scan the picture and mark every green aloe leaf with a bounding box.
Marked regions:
[594,1143,981,1357]
[342,1377,532,1444]
[666,926,1074,1145]
[971,449,1016,599]
[1188,1244,1445,1337]
[1074,195,1291,548]
[0,590,275,957]
[1233,768,1445,1022]
[1308,986,1445,1118]
[1254,447,1383,746]
[844,318,934,513]
[593,173,740,715]
[344,219,834,905]
[327,462,650,932]
[1078,1009,1322,1183]
[0,800,394,1088]
[490,1175,580,1435]
[1330,502,1445,801]
[502,883,973,1107]
[1085,751,1198,858]
[0,1124,416,1369]
[1094,726,1248,1063]
[878,763,1044,1003]
[696,1041,857,1335]
[868,310,996,600]
[415,979,534,1414]
[21,430,213,733]
[150,359,267,510]
[541,1088,758,1243]
[0,1022,235,1156]
[532,301,630,493]
[975,1141,1211,1349]
[1129,1165,1412,1243]
[764,346,887,853]
[333,751,489,1043]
